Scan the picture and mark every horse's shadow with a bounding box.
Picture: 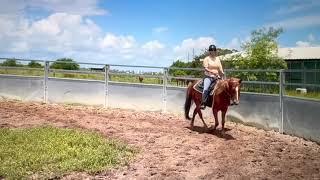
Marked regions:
[186,126,235,140]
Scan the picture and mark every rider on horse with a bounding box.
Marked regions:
[201,44,225,109]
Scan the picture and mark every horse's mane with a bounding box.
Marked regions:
[213,79,229,95]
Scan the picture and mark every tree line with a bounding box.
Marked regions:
[0,58,80,70]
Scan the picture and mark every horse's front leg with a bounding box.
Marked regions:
[221,109,227,134]
[210,109,219,130]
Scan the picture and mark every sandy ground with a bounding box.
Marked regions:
[0,100,319,180]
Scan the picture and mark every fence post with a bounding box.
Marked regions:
[279,69,285,134]
[104,65,110,108]
[162,68,168,113]
[43,61,49,103]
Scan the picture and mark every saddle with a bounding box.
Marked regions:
[193,77,220,107]
[193,77,219,95]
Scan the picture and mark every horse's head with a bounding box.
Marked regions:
[226,77,242,105]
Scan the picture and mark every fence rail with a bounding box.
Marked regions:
[50,69,104,75]
[1,58,320,135]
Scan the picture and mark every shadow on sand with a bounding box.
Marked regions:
[186,126,235,140]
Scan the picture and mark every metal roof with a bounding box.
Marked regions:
[218,46,320,61]
[278,46,320,60]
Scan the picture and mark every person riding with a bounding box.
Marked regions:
[201,44,225,109]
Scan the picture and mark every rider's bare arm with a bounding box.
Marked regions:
[218,59,225,78]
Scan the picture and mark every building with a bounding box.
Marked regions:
[218,46,320,88]
[278,47,320,85]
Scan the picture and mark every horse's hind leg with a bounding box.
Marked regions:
[197,107,208,128]
[191,103,200,128]
[191,107,197,128]
[192,103,208,129]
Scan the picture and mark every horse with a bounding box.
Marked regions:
[184,77,242,133]
[138,76,144,83]
[175,77,194,87]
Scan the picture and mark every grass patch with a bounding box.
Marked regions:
[286,90,320,100]
[0,68,44,77]
[0,126,136,179]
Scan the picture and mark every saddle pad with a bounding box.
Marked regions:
[192,79,216,96]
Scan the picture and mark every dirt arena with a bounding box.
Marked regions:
[1,100,319,180]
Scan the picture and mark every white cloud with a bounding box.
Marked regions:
[0,12,174,66]
[0,0,107,16]
[174,37,216,60]
[225,38,241,50]
[141,40,166,58]
[100,33,136,50]
[1,1,236,67]
[142,40,165,51]
[10,42,30,52]
[295,35,320,47]
[308,33,316,41]
[296,41,311,47]
[0,13,104,54]
[0,0,25,15]
[152,27,168,33]
[275,0,320,15]
[266,15,320,30]
[25,13,101,53]
[294,33,320,47]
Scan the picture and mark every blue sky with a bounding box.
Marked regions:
[0,0,319,66]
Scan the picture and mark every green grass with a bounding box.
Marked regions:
[0,68,44,76]
[51,72,105,81]
[0,126,136,179]
[286,90,320,100]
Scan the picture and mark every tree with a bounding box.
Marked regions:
[226,27,287,81]
[50,58,79,70]
[0,59,22,67]
[169,60,191,77]
[28,61,42,68]
[218,48,237,56]
[233,27,286,69]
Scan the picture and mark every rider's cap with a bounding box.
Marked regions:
[208,44,217,52]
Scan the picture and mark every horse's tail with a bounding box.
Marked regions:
[184,82,193,120]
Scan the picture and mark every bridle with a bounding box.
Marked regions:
[222,80,240,103]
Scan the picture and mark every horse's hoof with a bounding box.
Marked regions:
[221,130,226,136]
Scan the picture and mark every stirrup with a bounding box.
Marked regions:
[200,103,206,110]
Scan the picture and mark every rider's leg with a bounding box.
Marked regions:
[211,79,217,108]
[201,77,211,109]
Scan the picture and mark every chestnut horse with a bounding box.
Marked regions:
[184,77,242,133]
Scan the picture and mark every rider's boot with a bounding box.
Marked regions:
[200,90,209,110]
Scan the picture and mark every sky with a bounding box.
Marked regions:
[0,0,320,67]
